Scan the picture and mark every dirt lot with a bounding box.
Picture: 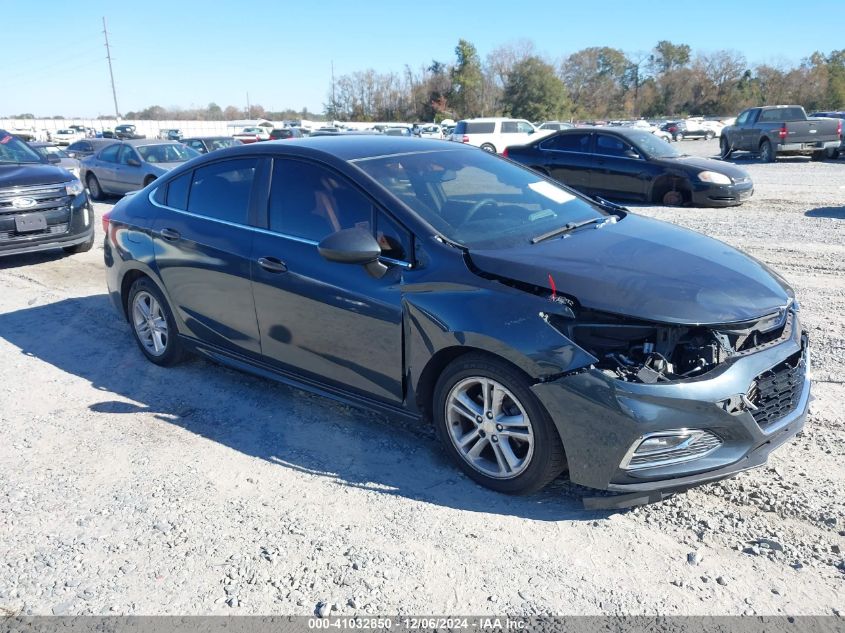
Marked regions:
[0,139,843,617]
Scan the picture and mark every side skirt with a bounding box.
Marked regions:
[181,336,422,423]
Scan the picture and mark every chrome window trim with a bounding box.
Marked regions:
[148,188,413,269]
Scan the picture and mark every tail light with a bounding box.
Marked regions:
[462,135,469,143]
[779,124,788,139]
[102,210,111,234]
[837,120,842,137]
[502,147,509,158]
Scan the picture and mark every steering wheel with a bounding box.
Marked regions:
[463,198,497,225]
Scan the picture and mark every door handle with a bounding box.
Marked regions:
[257,257,287,273]
[159,228,181,241]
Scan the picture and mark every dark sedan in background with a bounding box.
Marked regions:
[505,127,753,206]
[182,136,243,154]
[65,138,118,159]
[102,136,806,506]
[80,139,199,199]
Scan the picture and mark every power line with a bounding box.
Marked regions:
[102,16,120,119]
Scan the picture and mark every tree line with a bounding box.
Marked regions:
[324,39,845,122]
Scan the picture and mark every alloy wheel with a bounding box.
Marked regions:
[132,291,169,356]
[444,376,534,479]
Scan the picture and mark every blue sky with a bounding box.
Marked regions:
[4,0,844,117]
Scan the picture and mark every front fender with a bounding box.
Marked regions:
[403,282,597,402]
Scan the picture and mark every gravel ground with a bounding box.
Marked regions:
[0,139,843,617]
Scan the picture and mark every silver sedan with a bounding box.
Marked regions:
[80,139,199,199]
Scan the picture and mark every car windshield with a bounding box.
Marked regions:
[209,138,239,150]
[623,130,681,158]
[137,144,197,163]
[354,148,607,249]
[0,133,44,164]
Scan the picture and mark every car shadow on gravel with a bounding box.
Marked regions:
[0,294,609,521]
[0,250,70,270]
[805,207,845,219]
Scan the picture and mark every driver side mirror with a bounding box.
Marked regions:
[127,157,142,167]
[45,154,61,164]
[624,149,641,159]
[318,228,387,278]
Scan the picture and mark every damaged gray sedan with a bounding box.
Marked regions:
[104,137,808,507]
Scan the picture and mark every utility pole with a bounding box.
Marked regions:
[102,17,120,120]
[246,92,251,119]
[331,60,336,119]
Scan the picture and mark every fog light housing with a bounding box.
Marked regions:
[621,430,722,470]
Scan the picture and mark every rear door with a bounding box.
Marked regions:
[151,157,264,357]
[591,133,649,200]
[250,157,407,403]
[535,132,593,193]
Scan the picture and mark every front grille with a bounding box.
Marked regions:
[0,184,70,216]
[0,222,69,242]
[749,350,805,429]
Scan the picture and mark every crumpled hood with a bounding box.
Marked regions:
[469,213,792,325]
[0,164,76,188]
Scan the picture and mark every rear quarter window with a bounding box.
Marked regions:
[465,122,495,134]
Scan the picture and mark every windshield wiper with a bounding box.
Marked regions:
[531,216,617,244]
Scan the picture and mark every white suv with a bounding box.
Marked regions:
[450,117,539,154]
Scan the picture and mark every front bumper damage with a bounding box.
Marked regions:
[532,311,810,509]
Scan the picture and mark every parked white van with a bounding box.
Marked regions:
[449,117,539,154]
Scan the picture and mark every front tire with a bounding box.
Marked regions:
[433,353,566,494]
[720,137,733,159]
[480,143,496,153]
[127,277,185,366]
[86,173,103,201]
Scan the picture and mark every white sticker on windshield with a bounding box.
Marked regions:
[528,181,575,204]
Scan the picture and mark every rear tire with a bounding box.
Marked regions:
[720,137,733,159]
[675,133,684,141]
[759,139,775,163]
[433,353,566,495]
[127,277,185,367]
[480,143,496,153]
[705,131,715,140]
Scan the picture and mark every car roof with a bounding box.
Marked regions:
[184,135,474,163]
[181,136,231,141]
[124,139,182,147]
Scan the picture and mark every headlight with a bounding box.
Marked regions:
[65,179,84,196]
[698,171,732,185]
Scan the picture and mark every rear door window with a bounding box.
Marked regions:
[165,172,191,210]
[540,133,591,152]
[501,121,519,133]
[187,158,258,224]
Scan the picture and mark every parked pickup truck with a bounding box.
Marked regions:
[720,105,841,162]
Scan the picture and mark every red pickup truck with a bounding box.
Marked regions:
[720,105,841,162]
